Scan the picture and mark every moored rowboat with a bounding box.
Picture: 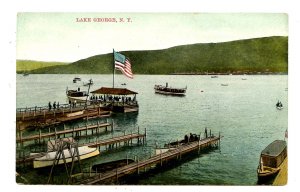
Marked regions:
[32,146,99,168]
[257,140,287,184]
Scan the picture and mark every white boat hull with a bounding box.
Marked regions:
[33,146,99,168]
[67,96,88,103]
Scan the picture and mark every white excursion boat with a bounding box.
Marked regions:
[154,83,187,96]
[32,145,99,168]
[66,88,89,103]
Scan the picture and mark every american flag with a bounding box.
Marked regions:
[114,50,133,79]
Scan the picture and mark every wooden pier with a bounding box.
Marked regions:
[75,135,221,184]
[16,130,146,165]
[82,132,146,149]
[16,122,112,144]
[272,157,288,185]
[16,104,111,130]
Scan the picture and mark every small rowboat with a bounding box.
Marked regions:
[32,146,99,168]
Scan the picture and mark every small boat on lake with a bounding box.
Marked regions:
[221,83,228,86]
[211,75,218,78]
[154,83,187,96]
[73,77,81,83]
[66,87,89,103]
[257,140,287,184]
[92,158,135,172]
[276,101,283,110]
[155,133,201,155]
[32,145,99,168]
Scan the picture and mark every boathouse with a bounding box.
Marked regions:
[90,87,138,113]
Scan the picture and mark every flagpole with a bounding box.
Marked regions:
[113,49,115,88]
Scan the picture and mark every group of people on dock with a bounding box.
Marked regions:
[90,94,137,105]
[48,101,60,111]
[184,133,200,143]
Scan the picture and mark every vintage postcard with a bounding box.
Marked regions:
[16,13,288,186]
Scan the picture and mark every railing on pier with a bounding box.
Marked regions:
[16,128,147,166]
[16,102,98,119]
[16,121,113,145]
[76,135,221,185]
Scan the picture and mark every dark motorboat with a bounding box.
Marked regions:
[92,159,135,172]
[73,77,81,83]
[165,133,200,148]
[154,82,187,96]
[257,140,287,184]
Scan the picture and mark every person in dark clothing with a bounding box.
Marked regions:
[48,102,52,111]
[190,133,194,141]
[184,135,188,143]
[205,127,208,138]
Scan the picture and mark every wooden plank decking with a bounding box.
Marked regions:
[16,123,112,143]
[272,157,288,185]
[16,132,146,164]
[76,136,220,185]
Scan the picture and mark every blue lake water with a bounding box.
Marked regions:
[16,74,288,185]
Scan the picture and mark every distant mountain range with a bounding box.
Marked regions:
[17,36,288,75]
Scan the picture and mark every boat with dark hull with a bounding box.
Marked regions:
[92,159,135,172]
[155,133,201,155]
[276,101,283,110]
[257,140,287,184]
[154,83,187,96]
[73,77,81,83]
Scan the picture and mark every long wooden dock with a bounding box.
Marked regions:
[17,122,112,144]
[272,157,288,185]
[16,131,146,165]
[16,104,111,130]
[82,133,146,148]
[75,135,221,184]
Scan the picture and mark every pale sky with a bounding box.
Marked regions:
[17,13,288,62]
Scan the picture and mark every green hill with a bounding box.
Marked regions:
[28,36,288,74]
[17,60,68,73]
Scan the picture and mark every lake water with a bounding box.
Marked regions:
[16,74,288,185]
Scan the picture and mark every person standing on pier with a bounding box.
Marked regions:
[205,127,208,138]
[48,102,52,111]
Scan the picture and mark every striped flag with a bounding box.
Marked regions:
[114,50,133,79]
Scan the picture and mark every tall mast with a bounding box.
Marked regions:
[113,49,115,88]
